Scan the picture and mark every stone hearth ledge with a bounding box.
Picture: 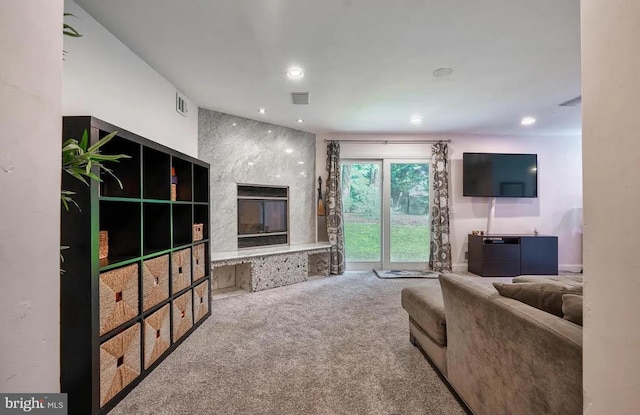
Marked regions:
[211,243,332,292]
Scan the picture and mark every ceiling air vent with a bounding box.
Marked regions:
[291,92,310,105]
[559,95,582,107]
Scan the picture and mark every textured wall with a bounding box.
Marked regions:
[199,109,316,252]
[0,0,63,392]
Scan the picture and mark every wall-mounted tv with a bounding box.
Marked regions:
[463,153,538,198]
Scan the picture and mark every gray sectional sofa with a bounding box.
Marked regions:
[401,273,583,415]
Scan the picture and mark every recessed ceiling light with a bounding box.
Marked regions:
[433,68,454,78]
[521,117,536,126]
[286,67,304,79]
[297,119,304,123]
[259,108,266,114]
[285,148,293,154]
[410,115,423,125]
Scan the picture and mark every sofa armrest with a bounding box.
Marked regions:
[439,274,582,415]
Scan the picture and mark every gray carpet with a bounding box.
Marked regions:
[373,269,439,279]
[111,272,467,415]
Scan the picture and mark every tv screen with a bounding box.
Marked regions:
[463,153,537,198]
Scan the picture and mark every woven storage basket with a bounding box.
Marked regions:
[192,243,206,281]
[172,291,193,343]
[192,223,204,241]
[171,248,192,294]
[99,230,109,260]
[99,323,140,407]
[99,263,139,336]
[193,281,209,323]
[142,255,169,311]
[143,304,170,369]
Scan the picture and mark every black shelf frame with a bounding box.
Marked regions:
[61,116,211,415]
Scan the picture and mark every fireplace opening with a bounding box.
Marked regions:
[237,184,289,248]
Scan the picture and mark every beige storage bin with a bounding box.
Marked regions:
[142,255,169,311]
[171,248,192,293]
[99,323,141,407]
[172,291,193,343]
[99,263,139,336]
[192,243,206,281]
[143,304,170,369]
[193,281,209,323]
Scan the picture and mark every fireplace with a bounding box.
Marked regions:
[237,184,289,248]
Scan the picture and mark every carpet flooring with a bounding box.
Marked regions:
[111,272,468,415]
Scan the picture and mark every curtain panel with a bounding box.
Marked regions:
[429,142,452,272]
[325,141,345,274]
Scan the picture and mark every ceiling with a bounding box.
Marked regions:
[74,0,581,136]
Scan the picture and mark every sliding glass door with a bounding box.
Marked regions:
[342,159,430,270]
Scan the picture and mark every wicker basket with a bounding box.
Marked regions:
[99,323,140,407]
[99,264,139,336]
[193,281,209,323]
[192,244,206,281]
[143,305,170,369]
[170,184,177,201]
[99,231,109,260]
[142,255,169,311]
[172,291,193,343]
[171,248,191,294]
[193,223,204,241]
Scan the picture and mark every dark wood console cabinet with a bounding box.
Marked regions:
[468,234,558,277]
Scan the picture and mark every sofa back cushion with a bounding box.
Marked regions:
[562,294,583,326]
[492,282,583,317]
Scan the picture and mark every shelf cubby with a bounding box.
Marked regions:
[172,204,193,247]
[143,203,171,255]
[143,147,171,200]
[99,201,141,263]
[193,164,209,203]
[193,204,209,242]
[171,157,192,202]
[99,134,141,198]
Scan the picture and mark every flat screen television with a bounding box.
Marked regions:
[463,153,538,198]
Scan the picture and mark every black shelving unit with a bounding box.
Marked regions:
[61,116,211,415]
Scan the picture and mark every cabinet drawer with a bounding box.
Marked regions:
[172,248,192,293]
[142,255,169,311]
[99,323,141,407]
[172,291,193,343]
[99,263,139,336]
[482,261,520,277]
[143,305,170,369]
[482,244,520,262]
[193,281,209,323]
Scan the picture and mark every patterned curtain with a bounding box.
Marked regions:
[429,142,452,272]
[325,141,345,274]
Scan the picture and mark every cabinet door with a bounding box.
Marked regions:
[520,236,558,275]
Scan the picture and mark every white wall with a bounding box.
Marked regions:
[0,0,63,392]
[582,0,640,413]
[62,0,198,157]
[317,133,583,271]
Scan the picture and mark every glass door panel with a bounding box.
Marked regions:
[384,161,430,268]
[341,161,382,263]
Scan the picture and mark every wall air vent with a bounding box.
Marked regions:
[559,95,582,107]
[291,92,310,105]
[176,92,188,116]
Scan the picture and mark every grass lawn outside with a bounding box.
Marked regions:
[344,222,430,263]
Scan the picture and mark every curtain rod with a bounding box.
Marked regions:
[323,139,452,144]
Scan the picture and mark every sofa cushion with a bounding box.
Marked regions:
[512,274,583,288]
[492,282,583,317]
[401,286,446,346]
[562,294,583,326]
